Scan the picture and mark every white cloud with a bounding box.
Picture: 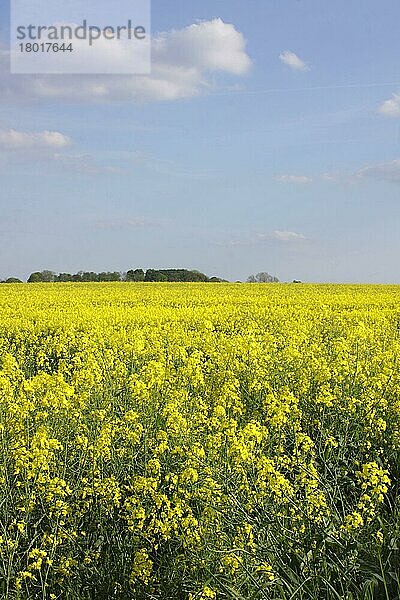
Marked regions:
[321,173,340,182]
[320,162,400,185]
[1,19,252,104]
[355,159,400,183]
[255,231,307,243]
[0,129,123,175]
[276,174,313,184]
[130,150,217,179]
[154,19,251,76]
[92,217,170,230]
[53,153,124,175]
[0,129,70,151]
[279,51,309,72]
[215,230,307,248]
[321,172,358,184]
[271,231,306,242]
[378,93,400,117]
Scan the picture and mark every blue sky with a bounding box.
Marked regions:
[1,0,400,282]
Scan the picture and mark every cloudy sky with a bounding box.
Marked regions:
[1,0,400,282]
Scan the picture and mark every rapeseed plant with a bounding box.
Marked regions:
[0,283,399,599]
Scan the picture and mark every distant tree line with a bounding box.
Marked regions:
[0,277,23,284]
[247,272,279,283]
[16,269,226,283]
[1,269,288,284]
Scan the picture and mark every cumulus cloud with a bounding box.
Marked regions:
[378,93,400,117]
[0,128,122,175]
[276,174,312,184]
[0,129,70,151]
[0,19,252,104]
[279,51,309,72]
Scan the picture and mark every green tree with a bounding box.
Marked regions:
[145,270,167,282]
[98,272,121,282]
[55,273,73,282]
[28,272,44,283]
[81,272,100,282]
[126,269,145,282]
[247,272,279,283]
[144,269,211,282]
[41,270,55,282]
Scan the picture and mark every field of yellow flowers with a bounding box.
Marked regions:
[1,283,399,599]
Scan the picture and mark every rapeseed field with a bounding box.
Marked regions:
[0,283,399,599]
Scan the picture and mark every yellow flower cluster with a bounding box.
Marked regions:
[0,282,399,599]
